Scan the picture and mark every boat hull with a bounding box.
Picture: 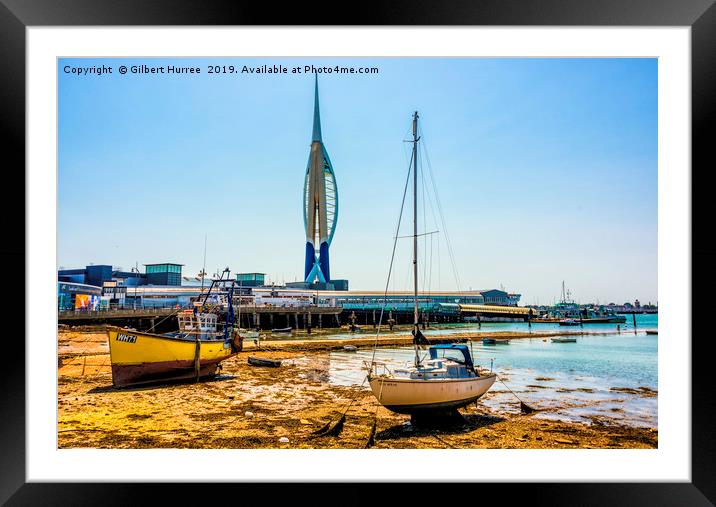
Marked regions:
[368,373,497,414]
[248,356,282,367]
[581,317,627,324]
[107,327,236,387]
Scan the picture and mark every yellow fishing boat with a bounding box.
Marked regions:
[106,274,243,387]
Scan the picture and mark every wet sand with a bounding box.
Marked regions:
[58,328,657,449]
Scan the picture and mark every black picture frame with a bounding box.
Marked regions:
[2,0,712,504]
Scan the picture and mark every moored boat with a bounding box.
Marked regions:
[248,356,282,367]
[106,274,242,387]
[559,319,580,326]
[369,344,496,414]
[271,327,293,334]
[366,111,496,416]
[580,316,627,324]
[551,337,577,343]
[482,337,509,345]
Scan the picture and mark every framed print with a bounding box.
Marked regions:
[3,0,714,504]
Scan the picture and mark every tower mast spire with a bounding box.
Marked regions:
[303,74,338,285]
[312,73,322,142]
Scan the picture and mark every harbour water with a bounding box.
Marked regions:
[328,314,657,428]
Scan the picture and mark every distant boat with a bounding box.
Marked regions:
[645,330,658,335]
[240,329,260,339]
[248,356,282,367]
[482,338,509,345]
[271,327,293,334]
[482,337,496,345]
[551,337,577,343]
[580,316,627,324]
[343,345,358,352]
[559,319,580,326]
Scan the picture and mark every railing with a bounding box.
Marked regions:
[58,302,343,316]
[60,302,185,312]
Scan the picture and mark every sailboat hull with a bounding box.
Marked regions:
[368,373,497,414]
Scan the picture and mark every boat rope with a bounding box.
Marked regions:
[369,147,414,369]
[310,374,369,438]
[432,434,456,449]
[497,376,538,414]
[364,402,380,449]
[420,127,465,305]
[145,307,185,333]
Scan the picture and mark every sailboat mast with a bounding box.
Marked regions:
[412,111,420,367]
[412,111,419,330]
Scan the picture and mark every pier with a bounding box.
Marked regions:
[58,305,343,333]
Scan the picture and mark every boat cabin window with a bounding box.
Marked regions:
[430,348,470,365]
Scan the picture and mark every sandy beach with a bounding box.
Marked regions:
[57,327,657,449]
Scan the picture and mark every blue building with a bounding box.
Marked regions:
[144,263,183,286]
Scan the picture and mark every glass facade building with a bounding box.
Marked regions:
[236,273,266,287]
[144,263,183,286]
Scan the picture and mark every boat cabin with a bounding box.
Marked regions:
[389,344,478,380]
[177,310,223,340]
[428,344,474,369]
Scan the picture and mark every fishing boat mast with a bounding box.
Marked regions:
[412,111,420,367]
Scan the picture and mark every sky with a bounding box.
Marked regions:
[58,57,657,306]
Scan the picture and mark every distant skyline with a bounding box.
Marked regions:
[58,57,657,305]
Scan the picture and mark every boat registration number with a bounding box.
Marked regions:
[116,333,137,344]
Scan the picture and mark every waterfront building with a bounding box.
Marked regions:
[144,263,183,286]
[57,281,103,310]
[57,263,521,317]
[236,273,266,287]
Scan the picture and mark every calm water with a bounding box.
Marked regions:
[327,314,658,428]
[311,312,657,340]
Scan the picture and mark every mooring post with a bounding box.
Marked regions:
[632,313,637,335]
[528,309,532,332]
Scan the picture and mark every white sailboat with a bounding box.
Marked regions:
[367,111,496,415]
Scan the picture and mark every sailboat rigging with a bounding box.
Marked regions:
[367,111,496,416]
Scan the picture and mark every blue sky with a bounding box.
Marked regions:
[58,57,657,305]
